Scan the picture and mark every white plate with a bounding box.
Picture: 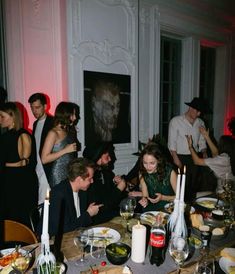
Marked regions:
[140,211,169,225]
[0,248,28,270]
[195,197,223,209]
[164,203,195,214]
[87,227,120,247]
[219,257,235,274]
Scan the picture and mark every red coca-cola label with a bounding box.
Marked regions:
[149,233,165,247]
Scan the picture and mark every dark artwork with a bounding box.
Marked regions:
[84,71,131,145]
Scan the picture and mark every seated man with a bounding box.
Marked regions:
[48,158,102,236]
[83,142,127,224]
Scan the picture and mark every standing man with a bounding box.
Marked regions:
[48,158,102,236]
[28,93,53,204]
[83,142,127,224]
[168,97,208,202]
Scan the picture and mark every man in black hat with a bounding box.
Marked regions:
[83,142,127,224]
[168,97,208,202]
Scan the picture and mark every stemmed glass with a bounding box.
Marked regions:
[120,198,135,233]
[74,227,90,266]
[169,236,189,274]
[11,253,31,273]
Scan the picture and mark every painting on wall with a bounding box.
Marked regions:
[84,70,131,145]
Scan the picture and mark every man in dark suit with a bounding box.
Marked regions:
[83,142,127,224]
[48,158,103,236]
[28,93,53,204]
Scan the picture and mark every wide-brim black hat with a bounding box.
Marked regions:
[185,97,209,113]
[83,142,111,163]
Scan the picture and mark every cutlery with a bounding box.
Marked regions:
[77,235,113,240]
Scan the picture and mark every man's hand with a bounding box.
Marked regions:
[113,175,126,191]
[87,202,103,217]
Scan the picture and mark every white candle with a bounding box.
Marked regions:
[131,221,146,263]
[175,168,181,200]
[180,166,186,202]
[42,189,50,236]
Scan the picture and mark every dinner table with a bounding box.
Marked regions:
[2,196,235,274]
[59,211,235,274]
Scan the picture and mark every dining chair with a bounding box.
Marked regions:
[2,219,38,247]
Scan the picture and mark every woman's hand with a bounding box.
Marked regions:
[199,126,209,139]
[148,193,162,204]
[185,135,193,148]
[139,197,148,208]
[64,142,77,153]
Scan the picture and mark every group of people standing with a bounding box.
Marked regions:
[0,92,234,238]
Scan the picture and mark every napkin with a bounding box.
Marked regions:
[81,265,132,274]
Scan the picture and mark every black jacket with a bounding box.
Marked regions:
[48,180,92,236]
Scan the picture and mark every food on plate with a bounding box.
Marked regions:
[140,212,168,225]
[197,200,216,209]
[188,236,202,249]
[212,227,224,236]
[220,248,235,262]
[199,225,210,232]
[0,251,21,267]
[228,266,235,274]
[190,214,204,229]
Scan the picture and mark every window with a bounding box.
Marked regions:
[160,36,182,141]
[199,46,215,129]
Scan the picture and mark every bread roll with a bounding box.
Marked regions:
[190,214,204,229]
[220,248,235,262]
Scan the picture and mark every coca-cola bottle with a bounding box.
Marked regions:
[149,215,167,266]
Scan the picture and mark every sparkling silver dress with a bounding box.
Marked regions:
[48,135,77,188]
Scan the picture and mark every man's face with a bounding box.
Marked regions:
[79,167,94,191]
[98,152,111,166]
[188,107,201,121]
[93,92,120,130]
[30,99,46,120]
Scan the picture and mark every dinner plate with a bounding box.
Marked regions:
[140,211,169,225]
[0,248,29,270]
[219,257,235,273]
[195,197,223,210]
[164,203,195,214]
[87,227,121,247]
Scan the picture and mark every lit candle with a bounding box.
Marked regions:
[42,189,50,236]
[175,168,181,200]
[131,221,146,263]
[180,166,186,202]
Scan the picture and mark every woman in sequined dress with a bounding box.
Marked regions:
[138,142,177,212]
[41,102,79,188]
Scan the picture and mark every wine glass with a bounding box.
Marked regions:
[74,227,90,266]
[169,236,189,273]
[11,253,31,273]
[120,198,135,233]
[194,252,215,274]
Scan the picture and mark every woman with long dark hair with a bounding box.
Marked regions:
[41,101,79,188]
[138,142,177,212]
[186,127,235,193]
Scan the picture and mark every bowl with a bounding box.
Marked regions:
[212,209,224,221]
[105,242,131,265]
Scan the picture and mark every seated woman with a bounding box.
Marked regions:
[138,142,177,212]
[186,127,235,193]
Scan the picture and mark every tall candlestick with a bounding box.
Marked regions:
[180,166,186,202]
[175,168,181,200]
[131,221,146,263]
[42,189,50,236]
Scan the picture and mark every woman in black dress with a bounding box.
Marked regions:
[0,102,38,227]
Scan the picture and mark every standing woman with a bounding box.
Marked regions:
[0,102,38,226]
[41,102,79,188]
[138,142,177,212]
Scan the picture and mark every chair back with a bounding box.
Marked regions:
[3,220,38,245]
